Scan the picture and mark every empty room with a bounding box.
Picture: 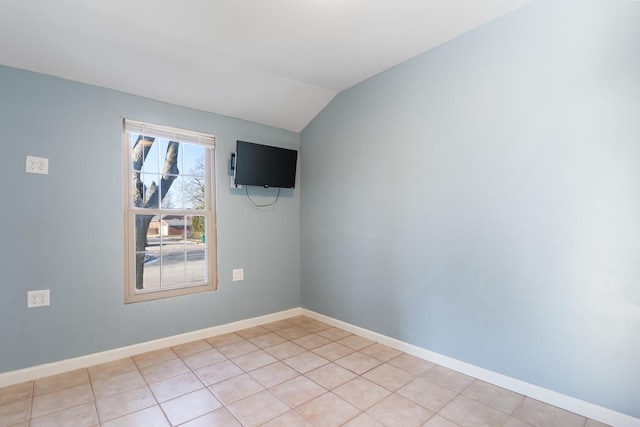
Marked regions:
[0,0,638,426]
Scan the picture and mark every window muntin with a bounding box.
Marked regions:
[123,120,217,303]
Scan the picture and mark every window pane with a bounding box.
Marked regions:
[160,139,181,174]
[147,215,163,237]
[187,215,205,242]
[141,137,159,174]
[131,135,142,172]
[161,249,186,288]
[133,174,160,208]
[186,215,206,284]
[183,144,205,177]
[162,215,188,242]
[141,251,160,290]
[161,175,183,209]
[184,175,205,210]
[186,250,206,284]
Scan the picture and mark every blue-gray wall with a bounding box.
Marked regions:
[301,0,640,418]
[0,65,300,372]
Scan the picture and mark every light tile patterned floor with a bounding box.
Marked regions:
[0,316,611,427]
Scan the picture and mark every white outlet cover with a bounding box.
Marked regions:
[26,156,49,175]
[27,289,50,308]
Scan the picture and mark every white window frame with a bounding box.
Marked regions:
[123,119,217,303]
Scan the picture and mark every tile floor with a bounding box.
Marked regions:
[0,316,611,427]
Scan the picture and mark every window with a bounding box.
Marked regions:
[123,119,217,303]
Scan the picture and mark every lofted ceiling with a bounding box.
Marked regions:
[0,0,530,132]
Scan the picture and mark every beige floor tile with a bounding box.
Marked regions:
[293,333,332,350]
[360,343,403,362]
[512,398,586,427]
[271,375,326,407]
[227,389,290,427]
[333,377,391,410]
[262,319,297,332]
[503,417,534,427]
[337,335,375,351]
[217,339,260,359]
[232,349,277,371]
[261,410,314,426]
[0,381,33,406]
[87,358,137,381]
[161,388,222,426]
[305,363,358,389]
[264,341,306,359]
[297,392,360,427]
[92,370,146,400]
[421,365,474,393]
[342,412,385,427]
[585,419,611,427]
[312,342,355,361]
[366,393,434,427]
[248,332,288,348]
[0,399,30,426]
[179,407,242,427]
[95,386,156,423]
[132,348,177,369]
[424,414,462,427]
[29,402,98,427]
[387,353,435,376]
[281,315,308,325]
[299,320,333,333]
[439,395,510,427]
[4,422,29,427]
[209,373,264,405]
[34,369,89,396]
[205,332,244,348]
[194,360,244,385]
[101,405,170,427]
[149,371,204,402]
[316,327,352,341]
[171,340,212,358]
[462,380,524,415]
[181,348,226,370]
[249,361,299,388]
[275,326,312,340]
[362,363,414,391]
[283,351,329,373]
[396,377,458,412]
[335,351,383,375]
[31,383,93,418]
[140,357,189,384]
[236,325,270,339]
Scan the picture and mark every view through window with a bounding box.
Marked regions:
[123,119,217,303]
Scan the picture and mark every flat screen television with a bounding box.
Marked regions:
[234,140,298,188]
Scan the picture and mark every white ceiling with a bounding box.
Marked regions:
[0,0,530,132]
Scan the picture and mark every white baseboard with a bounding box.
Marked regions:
[1,306,637,427]
[300,309,639,427]
[0,307,301,388]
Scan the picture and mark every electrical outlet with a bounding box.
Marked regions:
[25,156,49,175]
[27,289,50,308]
[232,268,244,281]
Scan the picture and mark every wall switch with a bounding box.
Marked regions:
[25,156,49,175]
[232,268,244,281]
[27,290,50,308]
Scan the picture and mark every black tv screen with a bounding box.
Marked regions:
[234,141,298,188]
